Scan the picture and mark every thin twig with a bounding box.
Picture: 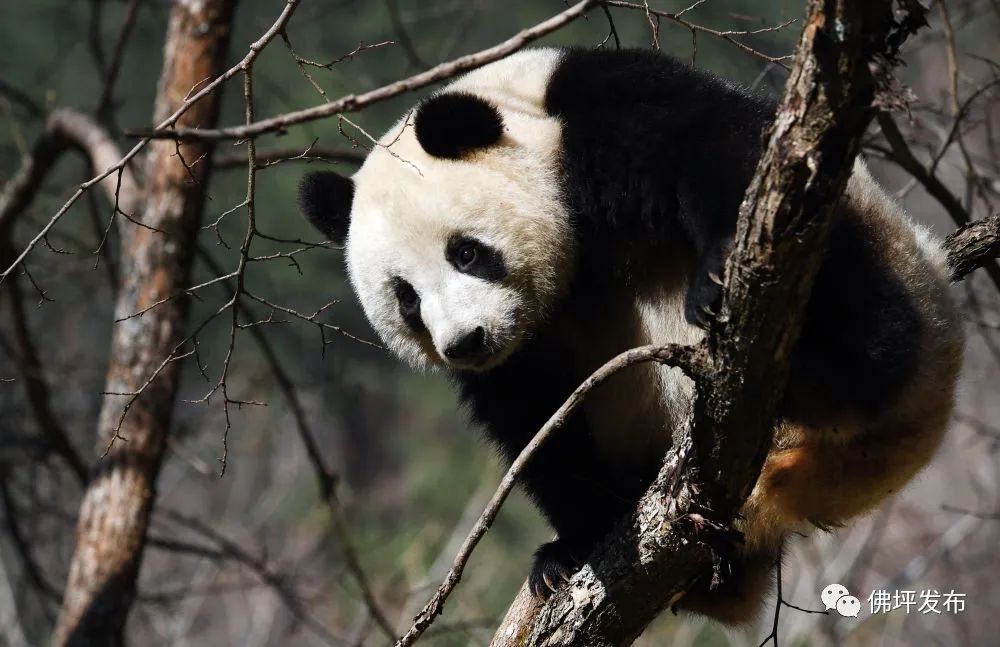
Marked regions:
[875,112,1000,293]
[0,0,301,282]
[157,508,350,646]
[214,142,365,170]
[0,79,45,119]
[605,0,796,68]
[128,0,598,142]
[95,0,142,126]
[196,247,395,641]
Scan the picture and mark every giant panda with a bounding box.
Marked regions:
[297,47,964,624]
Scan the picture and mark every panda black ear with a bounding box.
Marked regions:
[414,92,504,159]
[297,171,354,245]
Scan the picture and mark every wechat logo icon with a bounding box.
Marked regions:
[821,583,861,618]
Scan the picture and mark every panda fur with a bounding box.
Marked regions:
[297,47,964,625]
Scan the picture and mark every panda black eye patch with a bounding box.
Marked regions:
[446,235,507,282]
[392,277,425,331]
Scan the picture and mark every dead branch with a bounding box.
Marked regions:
[192,248,396,640]
[385,0,428,68]
[0,478,63,604]
[875,112,970,226]
[155,508,349,645]
[1,271,88,484]
[0,78,45,119]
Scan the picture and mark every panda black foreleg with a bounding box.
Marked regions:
[522,463,642,600]
[518,434,650,600]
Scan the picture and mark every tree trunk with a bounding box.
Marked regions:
[52,1,237,644]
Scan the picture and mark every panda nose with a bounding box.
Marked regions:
[444,326,487,360]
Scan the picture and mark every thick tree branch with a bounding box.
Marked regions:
[0,109,141,284]
[0,109,138,238]
[946,213,1000,283]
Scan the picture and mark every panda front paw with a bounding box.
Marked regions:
[684,267,725,329]
[529,539,583,599]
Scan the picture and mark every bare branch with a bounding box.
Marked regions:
[0,109,137,236]
[0,0,300,281]
[156,509,350,646]
[95,0,142,126]
[875,113,1000,292]
[213,143,365,170]
[0,78,45,119]
[0,478,63,604]
[128,0,598,142]
[0,109,140,282]
[196,248,395,640]
[385,0,428,68]
[0,272,89,484]
[605,0,796,68]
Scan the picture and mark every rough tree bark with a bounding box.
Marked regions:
[946,213,1000,283]
[51,1,237,644]
[490,1,913,645]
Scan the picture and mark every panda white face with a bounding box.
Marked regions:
[299,49,571,372]
[346,117,571,371]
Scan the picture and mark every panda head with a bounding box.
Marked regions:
[298,81,572,372]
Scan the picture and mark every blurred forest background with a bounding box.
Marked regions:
[1,0,999,645]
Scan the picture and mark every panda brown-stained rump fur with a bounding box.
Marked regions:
[296,47,964,625]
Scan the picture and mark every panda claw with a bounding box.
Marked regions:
[529,540,582,600]
[708,271,724,286]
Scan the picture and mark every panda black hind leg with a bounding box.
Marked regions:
[755,171,963,533]
[676,168,963,626]
[673,546,780,626]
